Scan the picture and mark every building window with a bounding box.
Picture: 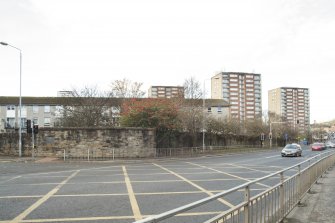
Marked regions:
[217,107,222,113]
[44,105,50,113]
[44,117,51,127]
[207,107,212,113]
[6,118,15,128]
[33,105,39,113]
[7,105,15,110]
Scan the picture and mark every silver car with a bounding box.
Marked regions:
[281,144,302,157]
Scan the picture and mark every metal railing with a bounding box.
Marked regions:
[60,145,269,161]
[156,145,268,157]
[134,150,335,223]
[61,148,134,161]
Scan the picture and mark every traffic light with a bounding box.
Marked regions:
[26,119,32,133]
[33,124,39,134]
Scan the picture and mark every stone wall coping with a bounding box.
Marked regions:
[40,127,156,131]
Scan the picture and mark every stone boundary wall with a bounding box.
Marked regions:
[0,127,156,158]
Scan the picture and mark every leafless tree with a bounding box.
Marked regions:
[177,77,205,146]
[183,76,203,99]
[110,78,145,98]
[56,86,112,127]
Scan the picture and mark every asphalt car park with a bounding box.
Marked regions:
[0,146,324,223]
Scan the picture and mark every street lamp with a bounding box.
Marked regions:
[202,78,211,152]
[1,41,22,157]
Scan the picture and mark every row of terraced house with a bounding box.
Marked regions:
[0,72,310,133]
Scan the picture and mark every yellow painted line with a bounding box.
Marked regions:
[188,162,271,188]
[227,163,271,173]
[18,216,135,222]
[153,163,234,208]
[136,191,205,195]
[20,176,70,178]
[0,181,126,186]
[122,166,142,221]
[177,211,222,216]
[10,170,80,223]
[78,169,122,172]
[224,163,273,188]
[0,187,265,200]
[54,193,128,197]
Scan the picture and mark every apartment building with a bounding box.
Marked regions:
[148,86,184,98]
[268,87,310,133]
[211,72,262,121]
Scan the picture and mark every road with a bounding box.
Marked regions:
[0,146,324,223]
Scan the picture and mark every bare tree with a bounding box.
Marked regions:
[110,78,145,98]
[183,76,203,99]
[177,77,204,146]
[56,86,112,127]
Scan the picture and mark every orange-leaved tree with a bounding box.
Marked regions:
[120,98,182,147]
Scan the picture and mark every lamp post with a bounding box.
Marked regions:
[1,42,22,157]
[202,78,211,152]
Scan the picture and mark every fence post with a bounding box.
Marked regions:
[88,148,90,161]
[279,172,285,218]
[308,160,312,192]
[64,149,66,161]
[297,165,301,204]
[244,185,250,223]
[112,148,115,160]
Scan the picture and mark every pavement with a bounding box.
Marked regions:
[285,165,335,223]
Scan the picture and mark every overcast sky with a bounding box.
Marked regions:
[1,0,334,123]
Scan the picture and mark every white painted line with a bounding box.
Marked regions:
[0,176,21,184]
[265,155,280,159]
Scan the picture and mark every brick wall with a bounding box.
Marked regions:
[0,127,156,158]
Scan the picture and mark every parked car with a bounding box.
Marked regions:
[325,141,335,148]
[311,143,326,151]
[281,144,302,157]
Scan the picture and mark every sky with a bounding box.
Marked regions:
[1,0,335,123]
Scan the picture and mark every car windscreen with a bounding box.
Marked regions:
[284,145,297,150]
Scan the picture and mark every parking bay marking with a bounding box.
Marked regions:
[153,163,234,208]
[9,170,80,223]
[122,166,142,221]
[187,162,271,189]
